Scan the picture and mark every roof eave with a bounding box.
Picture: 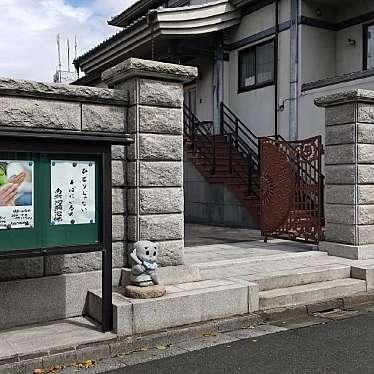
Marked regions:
[108,0,162,27]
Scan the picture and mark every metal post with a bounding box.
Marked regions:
[212,134,216,174]
[248,153,252,195]
[235,118,239,149]
[220,102,224,135]
[229,133,232,174]
[101,150,113,332]
[289,0,299,140]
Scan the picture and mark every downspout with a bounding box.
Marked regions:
[213,33,224,135]
[274,0,279,137]
[289,0,299,140]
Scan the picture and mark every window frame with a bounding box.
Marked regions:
[238,38,276,93]
[363,21,374,70]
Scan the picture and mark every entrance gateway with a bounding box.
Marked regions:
[260,135,324,244]
[0,130,133,332]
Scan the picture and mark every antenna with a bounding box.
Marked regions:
[74,34,77,61]
[57,34,62,83]
[67,38,70,72]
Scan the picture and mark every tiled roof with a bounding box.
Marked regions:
[73,15,147,66]
[108,0,162,27]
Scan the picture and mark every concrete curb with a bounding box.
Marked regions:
[3,292,374,374]
[0,314,262,374]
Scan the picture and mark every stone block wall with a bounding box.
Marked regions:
[316,89,374,259]
[0,78,129,280]
[102,58,198,267]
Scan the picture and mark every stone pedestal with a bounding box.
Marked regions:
[102,58,198,266]
[316,89,374,259]
[125,285,166,299]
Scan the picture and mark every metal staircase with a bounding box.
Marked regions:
[183,103,261,217]
[184,102,325,243]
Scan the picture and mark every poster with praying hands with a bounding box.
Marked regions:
[50,160,96,225]
[0,160,34,229]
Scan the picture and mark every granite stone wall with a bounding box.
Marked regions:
[0,59,197,330]
[0,78,129,280]
[316,89,374,259]
[102,58,198,267]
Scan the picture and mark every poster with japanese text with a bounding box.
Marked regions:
[50,161,95,225]
[0,160,34,229]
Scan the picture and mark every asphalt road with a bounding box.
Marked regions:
[109,313,374,374]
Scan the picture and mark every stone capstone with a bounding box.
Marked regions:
[102,57,198,86]
[0,77,127,104]
[125,285,166,299]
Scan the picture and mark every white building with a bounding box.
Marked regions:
[74,0,374,229]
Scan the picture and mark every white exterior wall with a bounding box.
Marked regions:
[299,76,374,141]
[188,57,214,122]
[223,1,292,138]
[299,25,336,84]
[335,25,363,75]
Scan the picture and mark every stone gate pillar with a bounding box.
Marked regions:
[316,89,374,259]
[102,58,198,266]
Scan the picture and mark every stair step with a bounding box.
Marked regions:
[252,264,351,291]
[88,279,253,336]
[259,278,366,310]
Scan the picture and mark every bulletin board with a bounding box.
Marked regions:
[0,128,133,334]
[0,153,101,251]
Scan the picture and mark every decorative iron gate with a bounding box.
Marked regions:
[260,136,324,244]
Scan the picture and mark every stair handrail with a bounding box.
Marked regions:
[183,104,216,174]
[220,103,261,197]
[221,103,259,143]
[221,103,260,163]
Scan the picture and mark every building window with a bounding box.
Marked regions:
[364,23,374,70]
[238,40,275,92]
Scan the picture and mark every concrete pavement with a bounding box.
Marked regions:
[116,312,374,374]
[56,305,374,374]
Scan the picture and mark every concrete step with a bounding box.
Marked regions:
[259,278,366,310]
[249,264,351,291]
[87,279,259,336]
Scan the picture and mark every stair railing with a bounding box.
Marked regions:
[221,102,260,197]
[183,105,216,174]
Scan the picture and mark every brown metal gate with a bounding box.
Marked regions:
[260,136,324,244]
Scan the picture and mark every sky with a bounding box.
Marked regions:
[0,0,136,82]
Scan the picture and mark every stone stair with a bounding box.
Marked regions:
[191,251,367,311]
[259,278,366,310]
[87,277,258,336]
[86,252,369,336]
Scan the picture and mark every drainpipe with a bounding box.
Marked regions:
[274,0,279,137]
[289,0,299,140]
[213,33,224,135]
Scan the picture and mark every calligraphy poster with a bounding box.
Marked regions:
[50,161,95,225]
[0,160,34,229]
